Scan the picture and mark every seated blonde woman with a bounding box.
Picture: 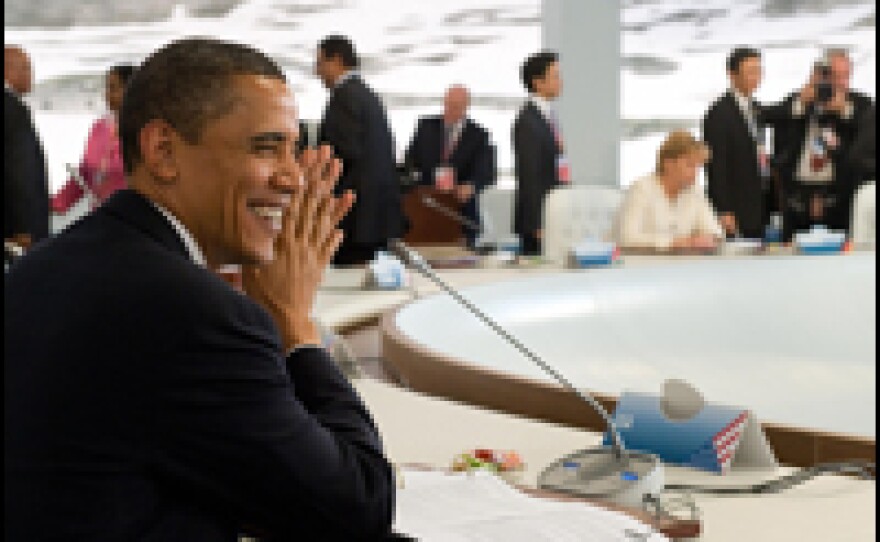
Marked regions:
[616,130,723,251]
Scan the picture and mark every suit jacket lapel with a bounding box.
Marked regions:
[447,119,471,163]
[525,102,555,147]
[724,92,756,142]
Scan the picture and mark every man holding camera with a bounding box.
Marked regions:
[774,49,874,239]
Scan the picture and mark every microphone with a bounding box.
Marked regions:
[421,195,481,233]
[420,195,496,255]
[389,239,664,508]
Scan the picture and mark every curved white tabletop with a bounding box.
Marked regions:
[388,254,876,437]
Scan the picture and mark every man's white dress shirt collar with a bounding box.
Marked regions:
[529,94,556,122]
[334,70,359,89]
[150,201,208,267]
[731,88,755,119]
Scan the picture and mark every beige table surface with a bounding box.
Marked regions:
[355,378,876,542]
[321,252,875,541]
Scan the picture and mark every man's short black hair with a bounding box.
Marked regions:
[109,63,136,86]
[120,37,285,175]
[318,35,359,69]
[521,51,558,93]
[726,47,761,73]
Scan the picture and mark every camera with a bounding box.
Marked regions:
[815,60,833,104]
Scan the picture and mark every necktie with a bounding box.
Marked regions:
[442,124,456,162]
[745,103,759,141]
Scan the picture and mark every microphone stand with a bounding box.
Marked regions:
[389,239,664,508]
[421,195,495,255]
[421,194,481,233]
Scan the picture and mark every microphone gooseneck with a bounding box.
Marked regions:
[389,239,626,460]
[421,195,482,233]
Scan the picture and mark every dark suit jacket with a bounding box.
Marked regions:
[848,104,875,184]
[702,91,789,238]
[513,101,561,238]
[774,91,874,187]
[319,75,403,245]
[4,88,50,242]
[403,115,495,227]
[4,190,394,541]
[777,91,873,231]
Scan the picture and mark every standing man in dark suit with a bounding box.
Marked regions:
[513,51,565,256]
[5,38,395,540]
[403,85,495,248]
[316,35,403,265]
[4,45,50,252]
[703,48,790,240]
[773,49,874,238]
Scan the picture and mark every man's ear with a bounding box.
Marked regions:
[138,119,180,185]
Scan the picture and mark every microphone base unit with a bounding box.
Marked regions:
[538,447,664,509]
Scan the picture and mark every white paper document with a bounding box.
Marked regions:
[394,470,668,542]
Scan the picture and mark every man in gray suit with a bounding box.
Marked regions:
[513,51,564,256]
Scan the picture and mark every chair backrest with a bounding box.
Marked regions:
[542,185,623,263]
[477,186,515,245]
[851,181,876,248]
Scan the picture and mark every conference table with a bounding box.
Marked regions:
[355,378,874,542]
[316,247,876,541]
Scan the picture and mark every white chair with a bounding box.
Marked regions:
[541,185,622,264]
[477,186,515,247]
[850,181,876,248]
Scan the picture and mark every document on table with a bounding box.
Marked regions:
[394,469,668,542]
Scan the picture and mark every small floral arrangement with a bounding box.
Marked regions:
[451,449,525,483]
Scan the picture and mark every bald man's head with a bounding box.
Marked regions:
[443,85,469,125]
[5,46,33,95]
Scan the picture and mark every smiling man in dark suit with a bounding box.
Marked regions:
[513,50,565,256]
[316,35,404,266]
[403,84,495,248]
[5,38,395,541]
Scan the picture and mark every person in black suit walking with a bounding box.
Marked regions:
[316,35,404,266]
[703,48,791,240]
[4,45,50,252]
[513,51,565,256]
[5,38,396,541]
[403,85,495,248]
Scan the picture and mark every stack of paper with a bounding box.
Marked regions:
[394,469,668,542]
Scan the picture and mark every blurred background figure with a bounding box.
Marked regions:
[4,45,50,252]
[775,49,874,239]
[513,50,564,256]
[615,130,722,252]
[52,63,136,215]
[403,84,495,249]
[848,104,875,185]
[316,35,404,266]
[703,48,788,241]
